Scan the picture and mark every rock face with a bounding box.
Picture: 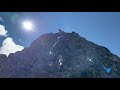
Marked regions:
[0,30,120,78]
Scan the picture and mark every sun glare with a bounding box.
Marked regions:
[22,21,34,31]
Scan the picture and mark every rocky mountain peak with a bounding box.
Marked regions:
[0,30,120,78]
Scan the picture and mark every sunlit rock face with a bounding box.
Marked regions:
[0,30,120,78]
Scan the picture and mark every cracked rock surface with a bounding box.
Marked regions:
[0,30,120,78]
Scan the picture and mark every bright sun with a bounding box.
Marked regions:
[22,21,34,31]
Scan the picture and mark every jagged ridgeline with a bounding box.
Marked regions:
[0,30,120,78]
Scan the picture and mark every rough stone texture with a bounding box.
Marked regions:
[0,30,120,78]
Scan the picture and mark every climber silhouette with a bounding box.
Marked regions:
[59,29,65,35]
[59,29,62,32]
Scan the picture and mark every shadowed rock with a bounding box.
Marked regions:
[0,30,120,78]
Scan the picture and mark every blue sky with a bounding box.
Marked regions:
[0,12,120,57]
